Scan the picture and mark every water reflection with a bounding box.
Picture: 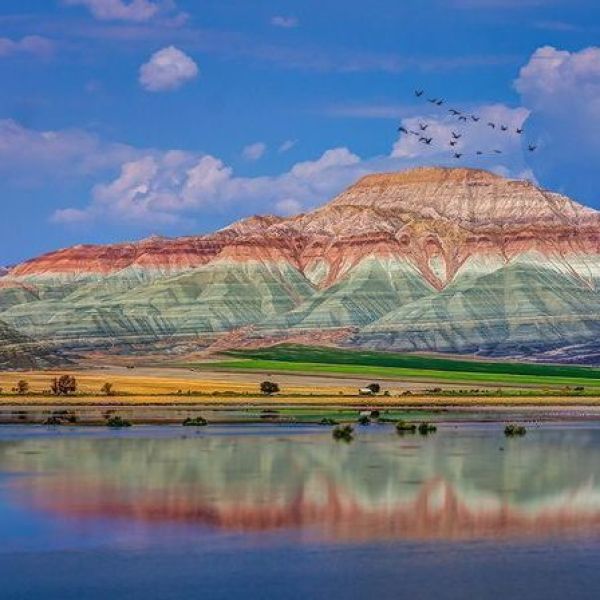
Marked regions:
[1,426,600,542]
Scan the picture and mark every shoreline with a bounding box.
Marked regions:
[2,402,600,427]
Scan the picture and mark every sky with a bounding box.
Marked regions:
[1,0,599,265]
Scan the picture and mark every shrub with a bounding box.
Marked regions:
[100,382,115,396]
[396,420,417,433]
[106,415,131,428]
[44,416,63,425]
[366,383,381,394]
[504,424,526,437]
[320,417,338,426]
[14,380,29,395]
[182,416,208,426]
[50,375,77,396]
[332,424,354,441]
[260,381,280,395]
[418,422,437,435]
[357,415,371,426]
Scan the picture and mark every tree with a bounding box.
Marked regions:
[51,375,77,396]
[260,381,280,395]
[14,380,29,395]
[100,382,114,396]
[366,383,381,394]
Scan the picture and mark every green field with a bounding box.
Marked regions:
[191,345,600,390]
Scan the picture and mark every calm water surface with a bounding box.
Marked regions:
[1,421,600,599]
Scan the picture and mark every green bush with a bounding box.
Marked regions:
[260,381,280,395]
[504,424,526,436]
[332,424,354,442]
[182,416,208,426]
[319,417,338,426]
[418,422,437,435]
[396,420,417,433]
[106,415,131,428]
[357,415,371,426]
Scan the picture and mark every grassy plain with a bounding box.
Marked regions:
[2,344,600,408]
[183,345,600,390]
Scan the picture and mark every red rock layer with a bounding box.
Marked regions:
[8,167,600,289]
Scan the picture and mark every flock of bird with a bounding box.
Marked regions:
[397,89,537,160]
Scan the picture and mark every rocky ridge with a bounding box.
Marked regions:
[3,167,600,361]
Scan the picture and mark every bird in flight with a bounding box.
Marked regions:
[449,140,458,147]
[516,128,524,134]
[501,125,508,132]
[451,131,462,139]
[415,90,424,97]
[458,116,468,122]
[493,149,503,154]
[487,122,496,128]
[419,123,429,131]
[528,144,537,152]
[428,98,438,104]
[476,151,483,155]
[454,153,463,159]
[398,126,409,134]
[449,109,461,116]
[419,137,433,145]
[436,99,444,106]
[471,115,480,122]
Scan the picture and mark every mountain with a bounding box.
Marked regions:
[2,167,600,362]
[0,318,64,370]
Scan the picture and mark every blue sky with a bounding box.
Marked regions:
[1,0,599,264]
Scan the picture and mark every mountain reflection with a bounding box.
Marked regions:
[1,428,600,542]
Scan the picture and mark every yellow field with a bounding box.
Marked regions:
[3,368,600,407]
[0,368,358,396]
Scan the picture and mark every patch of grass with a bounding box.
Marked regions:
[203,357,600,389]
[396,420,417,433]
[504,424,527,436]
[418,422,437,435]
[182,416,208,426]
[209,345,600,389]
[332,424,354,442]
[106,415,131,428]
[224,345,600,380]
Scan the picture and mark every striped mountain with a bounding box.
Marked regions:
[2,167,600,361]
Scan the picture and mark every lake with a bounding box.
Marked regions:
[0,420,600,599]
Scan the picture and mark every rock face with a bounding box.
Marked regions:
[3,167,600,360]
[0,318,63,369]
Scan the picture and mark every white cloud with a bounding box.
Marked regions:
[271,15,299,28]
[52,146,366,225]
[0,35,54,59]
[514,46,600,202]
[0,119,137,180]
[63,0,175,22]
[242,142,267,161]
[278,139,297,153]
[139,46,198,91]
[515,46,600,114]
[47,100,537,228]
